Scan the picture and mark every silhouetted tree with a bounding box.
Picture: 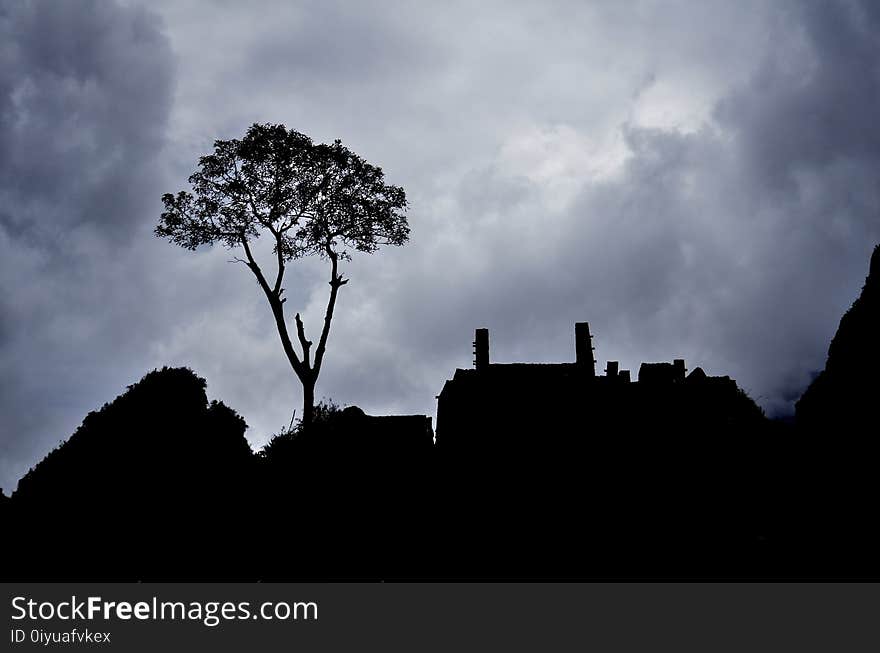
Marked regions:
[157,124,409,425]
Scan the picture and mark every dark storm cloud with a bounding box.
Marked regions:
[705,0,880,400]
[0,0,174,490]
[0,0,172,240]
[716,2,880,198]
[247,1,437,84]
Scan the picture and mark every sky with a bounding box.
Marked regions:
[2,0,880,492]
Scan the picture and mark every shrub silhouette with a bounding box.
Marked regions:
[255,402,435,580]
[8,367,255,580]
[259,398,342,465]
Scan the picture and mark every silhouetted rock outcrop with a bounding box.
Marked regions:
[796,244,880,430]
[789,245,880,542]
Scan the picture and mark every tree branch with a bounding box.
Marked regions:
[269,225,286,296]
[312,248,348,377]
[295,312,312,368]
[241,237,305,379]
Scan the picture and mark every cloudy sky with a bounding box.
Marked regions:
[2,0,879,492]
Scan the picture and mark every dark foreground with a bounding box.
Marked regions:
[2,245,878,580]
[0,365,877,581]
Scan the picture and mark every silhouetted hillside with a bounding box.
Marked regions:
[5,284,880,580]
[796,244,880,430]
[787,245,880,543]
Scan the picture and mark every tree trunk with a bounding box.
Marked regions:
[302,378,315,428]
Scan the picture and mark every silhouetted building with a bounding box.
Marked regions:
[436,321,761,459]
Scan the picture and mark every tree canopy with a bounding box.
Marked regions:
[158,123,408,258]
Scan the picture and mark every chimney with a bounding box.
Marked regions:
[619,370,631,383]
[605,361,619,378]
[575,322,596,376]
[673,359,686,381]
[474,328,489,371]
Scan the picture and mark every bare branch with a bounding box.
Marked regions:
[241,237,305,379]
[294,312,312,368]
[313,250,344,377]
[270,225,286,296]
